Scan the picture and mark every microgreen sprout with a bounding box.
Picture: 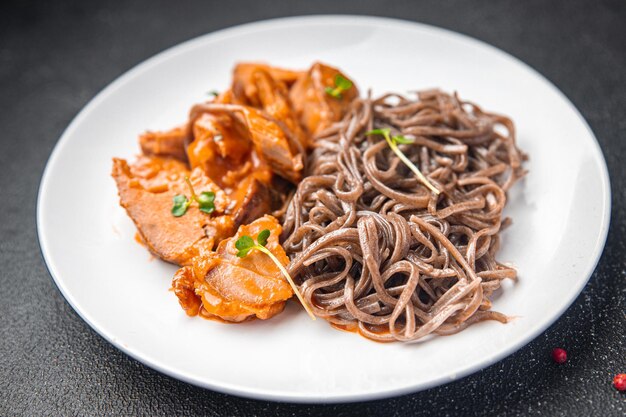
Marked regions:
[324,74,353,99]
[366,128,440,195]
[171,176,215,217]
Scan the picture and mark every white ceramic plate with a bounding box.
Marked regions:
[37,16,610,403]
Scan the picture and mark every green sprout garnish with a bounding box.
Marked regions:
[207,90,220,97]
[256,228,270,246]
[324,74,353,99]
[234,235,255,257]
[171,195,190,217]
[235,229,316,320]
[366,128,440,195]
[171,176,216,217]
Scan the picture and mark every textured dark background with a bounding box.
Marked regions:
[1,0,625,415]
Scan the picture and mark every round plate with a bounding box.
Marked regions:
[37,16,610,403]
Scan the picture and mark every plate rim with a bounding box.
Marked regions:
[36,14,612,403]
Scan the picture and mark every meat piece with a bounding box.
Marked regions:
[189,103,304,183]
[171,266,202,316]
[289,62,359,136]
[112,154,274,265]
[172,215,293,322]
[213,64,302,107]
[139,125,189,162]
[212,88,238,105]
[191,113,250,165]
[230,176,272,225]
[232,63,304,91]
[112,156,233,265]
[187,112,272,189]
[238,106,303,183]
[232,63,308,149]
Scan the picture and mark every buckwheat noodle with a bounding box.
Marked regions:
[281,90,527,342]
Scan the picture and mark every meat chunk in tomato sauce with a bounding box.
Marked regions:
[289,62,358,136]
[112,156,231,265]
[111,155,271,266]
[139,124,189,162]
[232,63,308,149]
[186,112,272,190]
[172,215,293,322]
[189,103,304,184]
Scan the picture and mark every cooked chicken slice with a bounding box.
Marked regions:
[112,156,233,265]
[211,64,302,107]
[187,112,272,189]
[289,62,359,136]
[190,103,303,183]
[232,63,308,149]
[237,106,303,183]
[172,215,293,322]
[232,63,304,90]
[139,125,189,162]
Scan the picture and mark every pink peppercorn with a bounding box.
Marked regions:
[551,347,567,364]
[614,374,626,392]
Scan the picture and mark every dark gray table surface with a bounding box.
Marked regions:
[1,0,625,415]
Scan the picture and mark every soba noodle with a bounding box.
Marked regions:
[281,90,526,342]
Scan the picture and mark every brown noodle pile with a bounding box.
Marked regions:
[280,90,526,342]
